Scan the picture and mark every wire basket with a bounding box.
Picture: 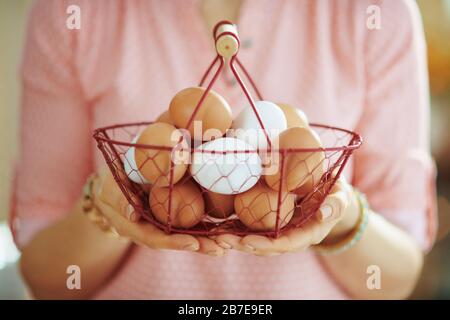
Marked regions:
[93,21,362,238]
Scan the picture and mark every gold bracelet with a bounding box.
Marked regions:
[313,190,370,255]
[82,174,120,238]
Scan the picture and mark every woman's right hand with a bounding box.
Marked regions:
[91,166,226,256]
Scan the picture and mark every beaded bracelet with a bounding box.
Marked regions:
[313,189,370,255]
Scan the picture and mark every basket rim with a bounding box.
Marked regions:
[93,121,362,152]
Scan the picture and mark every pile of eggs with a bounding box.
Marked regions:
[123,87,326,232]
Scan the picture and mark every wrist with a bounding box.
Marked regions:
[314,189,370,255]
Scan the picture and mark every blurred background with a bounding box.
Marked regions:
[0,0,449,299]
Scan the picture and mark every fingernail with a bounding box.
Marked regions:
[320,204,333,221]
[183,244,198,251]
[218,241,232,249]
[245,244,255,251]
[126,205,134,220]
[207,250,221,256]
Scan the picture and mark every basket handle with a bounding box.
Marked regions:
[213,21,240,58]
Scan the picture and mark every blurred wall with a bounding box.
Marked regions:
[0,0,32,221]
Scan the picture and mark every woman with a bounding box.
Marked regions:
[13,0,436,299]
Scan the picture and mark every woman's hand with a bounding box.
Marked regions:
[212,178,360,256]
[92,166,227,256]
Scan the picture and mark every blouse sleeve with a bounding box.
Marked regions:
[353,0,437,251]
[9,0,93,249]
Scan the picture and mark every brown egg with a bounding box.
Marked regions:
[276,103,309,128]
[149,180,205,228]
[155,110,174,125]
[294,162,326,198]
[235,182,295,231]
[204,191,235,218]
[294,175,337,221]
[135,122,189,187]
[169,87,232,141]
[265,127,325,192]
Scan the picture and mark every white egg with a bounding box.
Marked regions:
[123,135,149,184]
[232,101,287,150]
[190,137,262,194]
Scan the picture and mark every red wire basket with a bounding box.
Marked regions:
[93,21,362,238]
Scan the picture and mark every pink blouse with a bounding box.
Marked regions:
[11,0,437,299]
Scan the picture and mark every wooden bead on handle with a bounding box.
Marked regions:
[215,23,239,58]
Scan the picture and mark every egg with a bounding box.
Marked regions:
[155,110,174,125]
[276,103,309,128]
[232,101,287,150]
[123,135,150,184]
[149,180,205,228]
[294,175,336,221]
[190,137,262,194]
[235,182,295,231]
[294,163,326,198]
[135,122,189,187]
[265,127,325,192]
[204,191,235,218]
[169,87,232,141]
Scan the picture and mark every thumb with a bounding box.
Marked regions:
[316,179,349,222]
[94,168,142,222]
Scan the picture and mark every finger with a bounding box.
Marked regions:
[132,223,201,252]
[128,219,201,252]
[95,192,138,226]
[96,169,120,201]
[118,196,141,222]
[240,234,292,255]
[95,198,124,225]
[95,199,142,238]
[197,237,227,257]
[94,171,142,222]
[292,217,330,246]
[315,180,348,223]
[94,171,121,208]
[213,234,240,249]
[214,234,253,253]
[282,226,312,251]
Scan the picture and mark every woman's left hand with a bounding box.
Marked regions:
[212,178,360,256]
